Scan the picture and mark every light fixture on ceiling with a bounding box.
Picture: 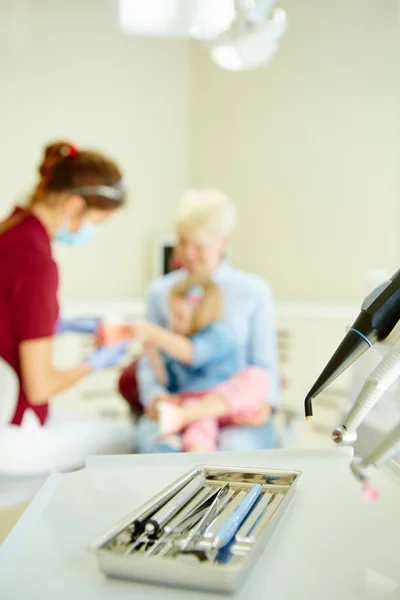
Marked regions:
[190,0,236,40]
[211,39,278,72]
[117,1,287,72]
[118,0,236,39]
[210,3,288,71]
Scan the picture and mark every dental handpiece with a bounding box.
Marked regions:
[145,474,205,536]
[305,268,400,419]
[350,422,400,481]
[332,337,400,445]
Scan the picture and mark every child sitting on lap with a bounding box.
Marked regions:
[132,275,269,452]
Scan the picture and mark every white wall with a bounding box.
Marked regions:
[1,0,398,304]
[189,0,399,302]
[0,0,190,300]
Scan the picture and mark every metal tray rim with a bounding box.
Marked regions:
[90,464,301,594]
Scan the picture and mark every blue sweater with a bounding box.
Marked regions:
[164,321,240,393]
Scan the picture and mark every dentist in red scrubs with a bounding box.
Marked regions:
[0,141,128,426]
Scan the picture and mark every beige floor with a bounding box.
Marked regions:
[0,502,29,545]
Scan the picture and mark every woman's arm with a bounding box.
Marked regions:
[143,342,168,385]
[19,338,92,404]
[137,284,171,408]
[19,338,128,404]
[12,265,94,404]
[247,281,280,409]
[232,280,279,427]
[13,264,127,405]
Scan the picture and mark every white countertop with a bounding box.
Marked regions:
[0,448,399,600]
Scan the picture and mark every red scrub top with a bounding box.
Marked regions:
[0,207,59,425]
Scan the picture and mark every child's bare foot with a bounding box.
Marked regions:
[157,402,184,435]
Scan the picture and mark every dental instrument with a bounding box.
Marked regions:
[145,474,206,535]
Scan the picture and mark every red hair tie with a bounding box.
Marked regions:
[61,143,79,158]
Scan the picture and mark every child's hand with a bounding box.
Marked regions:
[146,393,180,420]
[131,320,155,342]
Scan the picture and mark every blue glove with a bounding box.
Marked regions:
[85,342,129,372]
[56,317,101,335]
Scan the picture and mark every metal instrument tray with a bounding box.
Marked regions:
[90,464,301,594]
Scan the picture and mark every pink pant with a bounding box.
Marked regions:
[179,366,269,452]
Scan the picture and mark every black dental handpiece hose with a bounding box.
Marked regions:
[304,268,400,419]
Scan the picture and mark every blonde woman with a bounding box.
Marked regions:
[135,189,280,452]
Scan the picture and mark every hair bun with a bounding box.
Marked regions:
[39,141,78,178]
[32,139,124,210]
[59,143,79,157]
